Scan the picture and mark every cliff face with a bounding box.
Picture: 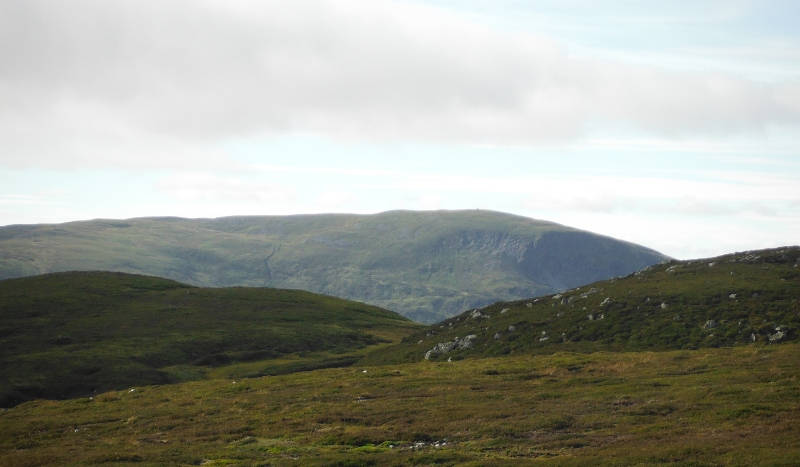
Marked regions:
[518,230,665,292]
[0,210,668,322]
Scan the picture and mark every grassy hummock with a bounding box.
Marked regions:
[0,271,422,407]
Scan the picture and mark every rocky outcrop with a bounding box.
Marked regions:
[769,326,789,343]
[424,335,477,360]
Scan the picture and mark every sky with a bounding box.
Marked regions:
[1,0,799,259]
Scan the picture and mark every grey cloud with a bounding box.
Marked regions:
[2,0,799,168]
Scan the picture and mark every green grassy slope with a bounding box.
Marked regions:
[2,345,799,466]
[0,210,667,323]
[0,271,422,408]
[364,246,800,364]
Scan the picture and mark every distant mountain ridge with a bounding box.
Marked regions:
[0,210,668,322]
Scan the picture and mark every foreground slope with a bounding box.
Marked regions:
[1,345,798,466]
[364,246,800,364]
[0,271,421,407]
[0,210,667,322]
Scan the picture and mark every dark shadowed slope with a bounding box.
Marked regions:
[0,210,667,322]
[0,271,421,407]
[363,246,800,364]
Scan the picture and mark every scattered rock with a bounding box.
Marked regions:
[729,294,737,299]
[508,325,515,332]
[579,288,599,299]
[494,332,501,340]
[703,320,717,330]
[424,335,478,360]
[500,308,509,314]
[539,336,549,341]
[660,303,668,310]
[769,331,786,343]
[587,314,594,321]
[600,297,610,306]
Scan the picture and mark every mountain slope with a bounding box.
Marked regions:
[0,210,667,322]
[363,246,800,364]
[0,271,421,407]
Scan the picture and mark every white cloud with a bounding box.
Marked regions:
[418,193,443,209]
[156,173,294,203]
[1,0,799,168]
[0,194,58,206]
[317,190,357,207]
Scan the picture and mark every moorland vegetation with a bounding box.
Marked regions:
[0,272,421,408]
[0,246,798,466]
[1,344,798,466]
[367,247,799,364]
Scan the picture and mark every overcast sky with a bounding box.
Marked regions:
[1,0,799,259]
